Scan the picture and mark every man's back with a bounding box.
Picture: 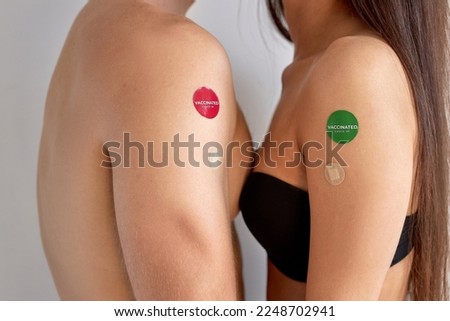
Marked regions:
[37,0,250,300]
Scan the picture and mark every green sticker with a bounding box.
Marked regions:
[326,110,359,144]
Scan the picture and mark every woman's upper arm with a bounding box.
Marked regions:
[300,39,416,300]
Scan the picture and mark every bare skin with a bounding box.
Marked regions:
[256,0,416,300]
[37,0,250,300]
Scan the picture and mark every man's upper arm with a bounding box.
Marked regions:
[106,26,239,300]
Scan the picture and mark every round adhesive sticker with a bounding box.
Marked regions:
[326,110,359,144]
[193,87,220,119]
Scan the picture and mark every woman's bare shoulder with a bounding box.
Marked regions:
[296,34,415,130]
[309,34,410,97]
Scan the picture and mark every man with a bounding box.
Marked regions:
[38,0,250,300]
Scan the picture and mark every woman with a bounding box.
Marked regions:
[241,0,449,300]
[38,0,250,300]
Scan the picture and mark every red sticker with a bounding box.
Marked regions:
[193,87,220,119]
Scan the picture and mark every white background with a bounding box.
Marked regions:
[0,0,293,300]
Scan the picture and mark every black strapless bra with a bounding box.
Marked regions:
[239,172,414,283]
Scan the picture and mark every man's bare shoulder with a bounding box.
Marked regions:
[67,2,238,141]
[74,2,230,100]
[75,1,229,77]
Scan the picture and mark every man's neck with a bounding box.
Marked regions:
[143,0,194,15]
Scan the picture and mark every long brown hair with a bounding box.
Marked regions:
[267,0,450,300]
